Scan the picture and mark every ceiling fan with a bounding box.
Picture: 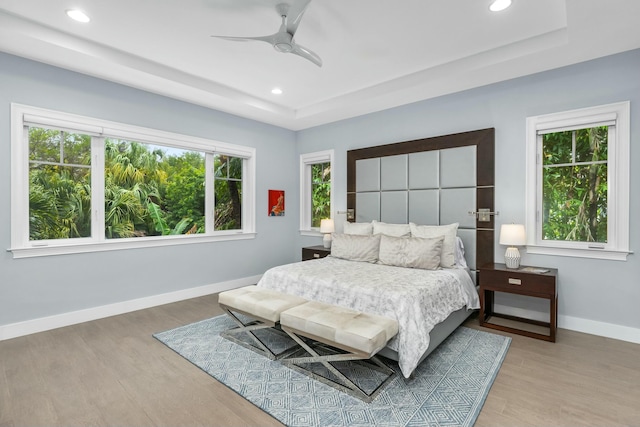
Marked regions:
[211,1,322,67]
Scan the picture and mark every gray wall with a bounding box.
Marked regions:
[0,52,299,327]
[2,47,639,340]
[296,49,640,335]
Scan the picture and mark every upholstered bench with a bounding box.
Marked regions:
[280,300,399,402]
[218,285,307,359]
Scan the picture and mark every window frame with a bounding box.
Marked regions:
[299,150,334,235]
[525,101,630,261]
[10,103,256,259]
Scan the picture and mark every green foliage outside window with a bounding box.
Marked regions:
[28,128,92,239]
[28,127,242,240]
[311,162,331,228]
[214,155,242,230]
[542,126,608,243]
[103,138,179,238]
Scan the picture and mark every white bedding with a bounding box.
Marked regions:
[257,256,480,378]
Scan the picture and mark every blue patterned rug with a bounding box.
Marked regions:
[154,315,510,427]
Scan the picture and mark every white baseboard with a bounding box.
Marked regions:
[493,304,640,344]
[560,315,640,344]
[0,275,262,341]
[4,287,638,345]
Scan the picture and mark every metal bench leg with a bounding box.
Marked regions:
[219,306,299,360]
[281,328,396,403]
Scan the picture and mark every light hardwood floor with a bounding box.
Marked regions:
[1,294,639,426]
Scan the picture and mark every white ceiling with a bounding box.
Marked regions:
[1,0,639,130]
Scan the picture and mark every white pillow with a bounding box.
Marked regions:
[343,221,373,235]
[330,234,381,263]
[372,221,411,237]
[378,235,444,270]
[409,223,459,268]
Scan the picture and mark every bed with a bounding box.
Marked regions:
[258,244,479,378]
[262,128,495,378]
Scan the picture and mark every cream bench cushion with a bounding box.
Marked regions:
[218,285,308,323]
[280,300,398,357]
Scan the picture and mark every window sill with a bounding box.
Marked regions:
[299,229,322,237]
[8,232,256,259]
[526,245,632,261]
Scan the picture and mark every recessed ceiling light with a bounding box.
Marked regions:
[66,9,90,23]
[271,87,283,95]
[489,0,512,12]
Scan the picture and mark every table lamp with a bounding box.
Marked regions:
[320,219,335,248]
[499,224,526,268]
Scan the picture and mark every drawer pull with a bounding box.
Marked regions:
[313,253,320,258]
[508,278,522,285]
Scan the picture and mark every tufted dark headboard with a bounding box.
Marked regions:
[346,128,495,281]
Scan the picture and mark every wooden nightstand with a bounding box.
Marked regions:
[479,263,558,342]
[302,245,331,261]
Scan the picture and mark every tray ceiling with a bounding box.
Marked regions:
[0,0,639,130]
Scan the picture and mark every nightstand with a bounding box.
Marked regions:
[301,245,331,261]
[479,263,558,342]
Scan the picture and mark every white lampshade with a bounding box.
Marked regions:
[499,224,526,268]
[320,219,334,248]
[320,219,335,233]
[499,224,526,246]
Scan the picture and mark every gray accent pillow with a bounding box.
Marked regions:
[378,235,444,270]
[331,234,381,263]
[343,221,373,235]
[409,222,459,268]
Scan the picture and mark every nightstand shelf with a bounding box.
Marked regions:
[301,245,331,261]
[479,263,558,342]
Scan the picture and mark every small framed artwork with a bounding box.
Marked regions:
[268,189,285,216]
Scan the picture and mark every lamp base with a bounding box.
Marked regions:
[323,233,332,249]
[504,247,521,269]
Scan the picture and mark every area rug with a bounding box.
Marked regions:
[154,315,510,427]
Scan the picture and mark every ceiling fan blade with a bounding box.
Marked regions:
[212,2,320,67]
[211,34,277,44]
[285,0,312,36]
[291,43,322,67]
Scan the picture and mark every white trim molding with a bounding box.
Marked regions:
[0,275,261,341]
[8,232,257,259]
[560,315,640,345]
[494,304,640,344]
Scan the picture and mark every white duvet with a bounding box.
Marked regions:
[257,256,480,378]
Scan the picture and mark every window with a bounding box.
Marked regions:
[29,128,93,240]
[525,101,630,260]
[214,154,243,230]
[299,150,333,233]
[11,104,255,258]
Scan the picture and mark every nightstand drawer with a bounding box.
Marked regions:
[481,269,555,295]
[302,246,331,261]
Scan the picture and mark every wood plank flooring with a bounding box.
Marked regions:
[1,294,639,426]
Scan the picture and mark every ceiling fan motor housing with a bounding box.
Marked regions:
[273,32,294,53]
